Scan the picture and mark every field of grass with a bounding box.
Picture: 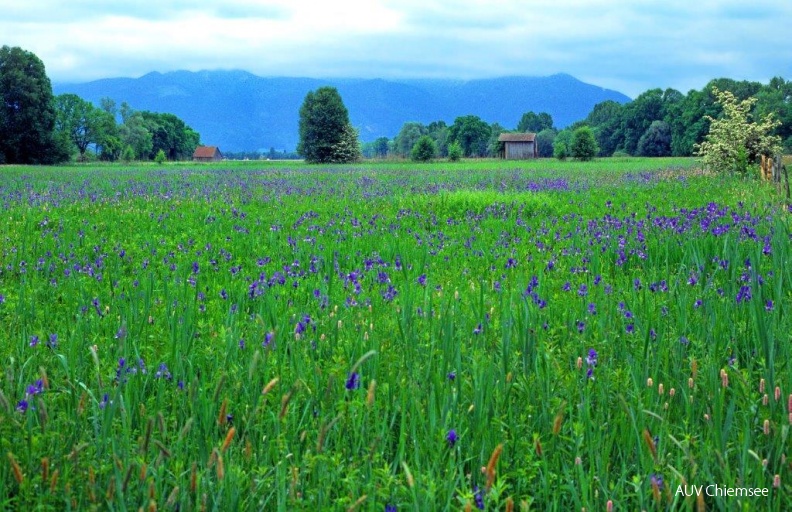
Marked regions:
[1,157,791,510]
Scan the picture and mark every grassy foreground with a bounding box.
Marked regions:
[0,158,790,510]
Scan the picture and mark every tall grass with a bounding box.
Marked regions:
[0,158,789,510]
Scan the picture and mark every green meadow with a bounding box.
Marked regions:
[0,158,790,510]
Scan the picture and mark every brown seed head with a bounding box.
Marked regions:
[7,453,23,484]
[485,444,503,492]
[221,427,236,453]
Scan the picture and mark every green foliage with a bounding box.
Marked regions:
[636,120,672,157]
[54,93,102,160]
[448,115,491,157]
[553,129,572,159]
[298,87,358,164]
[393,122,427,158]
[141,111,200,161]
[586,100,624,156]
[94,109,120,160]
[411,135,437,162]
[328,123,361,163]
[447,141,463,161]
[0,45,63,164]
[755,77,792,147]
[517,111,554,132]
[584,78,792,159]
[695,87,781,174]
[570,126,599,161]
[154,148,166,164]
[619,89,666,155]
[535,129,557,158]
[100,135,123,162]
[487,123,507,157]
[426,121,449,157]
[122,144,136,162]
[370,137,390,158]
[119,103,153,160]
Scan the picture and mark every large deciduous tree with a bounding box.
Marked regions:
[54,93,101,160]
[393,122,427,158]
[119,102,153,160]
[298,87,360,164]
[448,115,491,157]
[141,111,200,161]
[0,46,65,164]
[517,111,554,133]
[535,129,557,158]
[586,100,624,156]
[756,77,792,153]
[636,120,672,157]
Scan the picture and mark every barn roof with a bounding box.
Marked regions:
[498,133,536,142]
[193,146,220,158]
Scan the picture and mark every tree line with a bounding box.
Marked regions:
[352,77,791,162]
[0,46,199,164]
[4,45,789,166]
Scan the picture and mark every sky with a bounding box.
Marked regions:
[2,0,791,98]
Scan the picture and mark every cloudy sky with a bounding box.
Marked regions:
[2,0,790,97]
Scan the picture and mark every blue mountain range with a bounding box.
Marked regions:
[54,70,631,152]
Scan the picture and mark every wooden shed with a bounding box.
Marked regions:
[192,146,223,162]
[498,133,538,159]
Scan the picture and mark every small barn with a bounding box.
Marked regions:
[192,146,223,162]
[498,133,538,159]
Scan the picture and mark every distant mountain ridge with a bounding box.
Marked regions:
[53,70,631,152]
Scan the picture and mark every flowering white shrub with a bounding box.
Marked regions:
[695,87,781,175]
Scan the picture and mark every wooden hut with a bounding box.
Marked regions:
[192,146,223,162]
[498,133,538,159]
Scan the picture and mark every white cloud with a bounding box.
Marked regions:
[0,0,790,96]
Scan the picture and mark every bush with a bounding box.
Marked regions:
[154,149,166,164]
[447,141,463,161]
[411,135,437,162]
[570,126,599,161]
[554,142,568,160]
[122,145,135,162]
[553,129,572,160]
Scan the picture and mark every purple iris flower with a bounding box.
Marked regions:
[446,429,458,447]
[736,286,752,303]
[264,331,275,347]
[586,349,598,367]
[345,372,360,390]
